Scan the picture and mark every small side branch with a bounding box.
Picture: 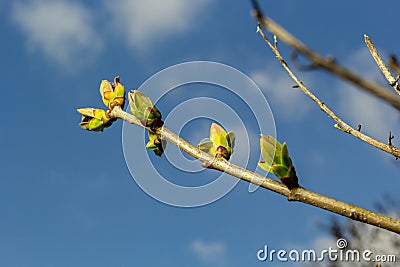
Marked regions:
[364,34,400,96]
[256,25,400,159]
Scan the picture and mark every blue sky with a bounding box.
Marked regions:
[1,0,399,266]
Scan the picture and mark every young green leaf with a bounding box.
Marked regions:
[198,141,214,153]
[258,160,272,172]
[260,134,276,166]
[129,90,163,129]
[259,135,299,189]
[281,142,292,168]
[77,108,114,132]
[199,123,234,160]
[99,77,125,109]
[227,132,236,150]
[271,164,289,178]
[146,131,165,157]
[210,123,229,149]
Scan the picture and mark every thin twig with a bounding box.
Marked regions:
[388,131,394,147]
[388,55,400,76]
[256,24,400,159]
[110,106,400,234]
[250,0,400,111]
[364,34,400,96]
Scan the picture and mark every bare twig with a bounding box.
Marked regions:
[364,34,400,96]
[256,24,400,159]
[388,131,394,147]
[110,106,400,234]
[250,0,400,111]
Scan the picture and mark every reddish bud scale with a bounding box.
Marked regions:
[215,146,230,160]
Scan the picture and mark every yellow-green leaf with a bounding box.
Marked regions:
[210,123,228,148]
[198,141,214,153]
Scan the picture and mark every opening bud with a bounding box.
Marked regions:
[77,108,115,132]
[129,90,163,130]
[99,76,125,110]
[198,123,235,161]
[258,135,299,189]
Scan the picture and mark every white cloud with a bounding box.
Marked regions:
[104,0,210,48]
[337,47,400,141]
[11,0,102,68]
[251,66,311,121]
[190,240,227,266]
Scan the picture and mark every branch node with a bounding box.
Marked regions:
[390,75,400,86]
[357,124,362,131]
[326,55,336,64]
[287,187,301,201]
[334,123,351,134]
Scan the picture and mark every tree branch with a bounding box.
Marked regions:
[110,106,400,234]
[256,25,400,159]
[364,34,400,96]
[249,0,400,111]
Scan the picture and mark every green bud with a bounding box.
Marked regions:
[129,90,163,130]
[259,134,299,189]
[210,123,229,148]
[198,123,235,160]
[99,76,125,110]
[146,132,166,157]
[77,108,114,132]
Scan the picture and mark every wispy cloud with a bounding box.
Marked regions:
[251,66,311,121]
[11,0,102,68]
[104,0,211,49]
[190,240,227,266]
[336,47,400,141]
[10,0,212,69]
